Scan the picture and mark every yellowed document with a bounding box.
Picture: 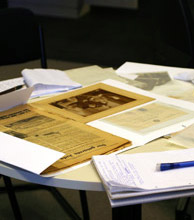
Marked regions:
[102,102,193,133]
[66,65,129,86]
[0,105,130,174]
[169,123,194,148]
[122,138,187,155]
[31,83,154,123]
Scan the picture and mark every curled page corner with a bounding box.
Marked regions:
[0,87,33,112]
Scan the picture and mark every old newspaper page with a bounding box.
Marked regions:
[31,83,154,123]
[0,104,130,174]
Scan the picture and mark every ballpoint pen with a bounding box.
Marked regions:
[0,84,24,95]
[157,160,194,171]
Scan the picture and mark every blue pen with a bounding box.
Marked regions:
[157,160,194,171]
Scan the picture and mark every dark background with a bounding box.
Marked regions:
[1,0,194,69]
[37,0,194,69]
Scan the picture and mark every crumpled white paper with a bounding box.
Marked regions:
[174,72,194,83]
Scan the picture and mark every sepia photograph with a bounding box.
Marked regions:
[50,88,136,117]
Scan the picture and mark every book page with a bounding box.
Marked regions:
[0,104,130,175]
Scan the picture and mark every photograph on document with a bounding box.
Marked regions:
[0,104,130,175]
[50,89,134,116]
[119,71,172,91]
[31,83,154,123]
[98,102,194,135]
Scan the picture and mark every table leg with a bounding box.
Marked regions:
[2,175,22,220]
[112,204,141,220]
[49,187,81,220]
[175,198,191,220]
[79,190,90,220]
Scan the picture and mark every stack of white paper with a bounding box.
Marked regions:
[92,149,194,204]
[22,68,82,98]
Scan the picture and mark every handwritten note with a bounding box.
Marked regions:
[93,148,194,193]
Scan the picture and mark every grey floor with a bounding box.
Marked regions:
[1,178,194,220]
[1,59,194,220]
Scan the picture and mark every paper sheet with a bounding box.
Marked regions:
[174,71,194,82]
[99,102,194,136]
[0,77,24,93]
[0,132,64,175]
[169,123,194,148]
[65,65,129,86]
[0,87,33,112]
